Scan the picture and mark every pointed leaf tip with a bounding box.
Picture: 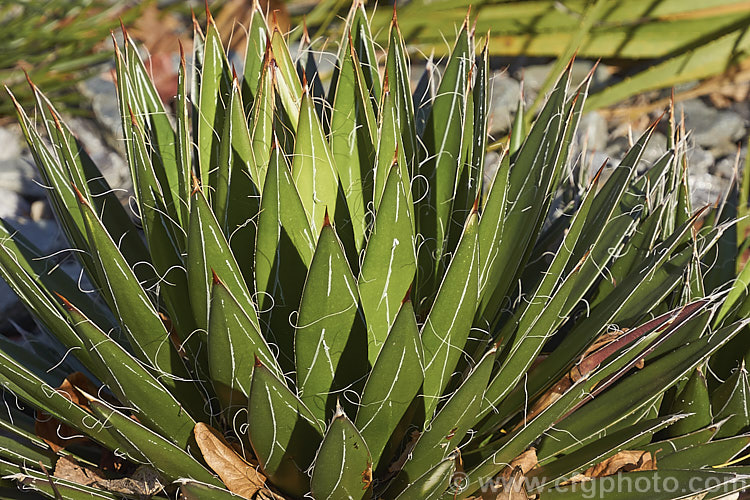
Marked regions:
[323,208,331,228]
[127,104,138,127]
[301,17,310,45]
[254,354,263,368]
[71,183,89,207]
[191,172,202,195]
[53,292,75,312]
[179,40,186,65]
[205,0,214,25]
[402,284,413,305]
[591,158,608,185]
[23,70,36,91]
[211,269,221,285]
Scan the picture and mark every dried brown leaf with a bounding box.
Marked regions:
[194,422,269,500]
[388,429,422,475]
[35,372,97,452]
[54,456,164,497]
[584,450,656,477]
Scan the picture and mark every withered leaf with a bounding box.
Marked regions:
[504,448,538,478]
[470,466,530,500]
[35,372,98,452]
[565,450,657,485]
[54,456,164,497]
[194,422,275,500]
[585,450,656,477]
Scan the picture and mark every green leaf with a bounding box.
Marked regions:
[458,314,744,499]
[476,67,572,325]
[296,222,363,422]
[358,163,416,364]
[658,434,750,469]
[415,22,471,302]
[254,141,315,371]
[643,425,720,463]
[126,106,196,353]
[270,27,302,128]
[356,299,424,468]
[31,85,152,277]
[385,14,417,168]
[481,166,600,412]
[176,45,193,229]
[208,274,281,412]
[122,33,181,224]
[86,396,220,485]
[393,452,457,500]
[396,347,495,487]
[311,404,372,500]
[0,222,110,371]
[75,186,203,415]
[292,90,339,233]
[712,363,750,438]
[330,38,377,253]
[528,415,684,490]
[187,187,259,335]
[248,361,324,498]
[536,319,748,461]
[664,368,712,438]
[215,77,261,287]
[242,1,268,107]
[197,16,231,192]
[0,347,122,452]
[249,55,274,191]
[420,211,479,420]
[350,3,380,109]
[58,296,196,449]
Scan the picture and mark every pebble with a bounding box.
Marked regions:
[488,73,520,135]
[514,60,609,105]
[576,111,608,153]
[29,200,52,221]
[67,117,129,191]
[80,77,123,141]
[0,127,21,161]
[0,188,30,220]
[687,147,715,177]
[0,157,44,198]
[678,99,745,157]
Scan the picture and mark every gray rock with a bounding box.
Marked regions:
[30,199,52,221]
[709,111,745,157]
[67,118,129,190]
[686,147,714,176]
[488,72,520,135]
[690,171,729,209]
[712,153,743,180]
[0,188,30,219]
[576,111,608,153]
[483,151,502,190]
[81,77,122,141]
[515,60,609,104]
[0,279,24,329]
[678,99,745,156]
[0,157,44,198]
[640,132,668,167]
[0,126,22,161]
[3,218,65,255]
[604,135,630,160]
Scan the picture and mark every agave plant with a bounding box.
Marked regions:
[2,1,750,499]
